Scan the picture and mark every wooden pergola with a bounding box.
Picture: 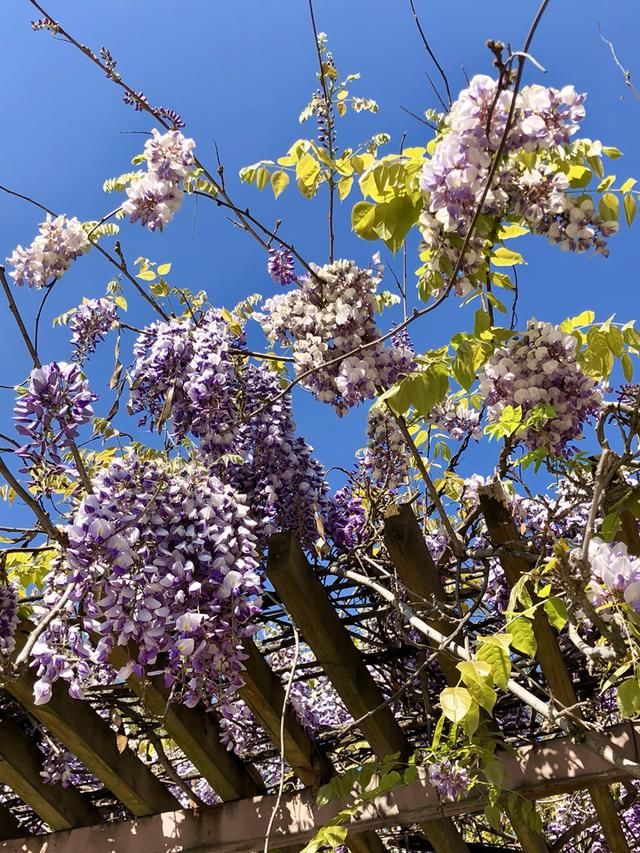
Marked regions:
[0,488,636,852]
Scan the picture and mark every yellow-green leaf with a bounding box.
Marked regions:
[338,176,353,201]
[440,686,473,723]
[491,247,525,267]
[270,170,290,199]
[599,192,620,223]
[157,263,172,276]
[624,193,636,226]
[508,617,537,658]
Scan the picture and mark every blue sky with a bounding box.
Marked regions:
[1,0,640,515]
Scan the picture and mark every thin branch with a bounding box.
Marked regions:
[408,0,452,106]
[599,26,640,102]
[0,457,60,541]
[15,580,74,667]
[0,267,40,367]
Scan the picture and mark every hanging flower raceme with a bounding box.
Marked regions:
[129,314,328,551]
[325,484,367,553]
[267,248,298,285]
[122,129,195,231]
[7,215,90,288]
[426,395,481,441]
[70,298,118,361]
[418,76,614,297]
[428,761,471,801]
[0,584,19,656]
[362,406,409,490]
[31,455,262,709]
[234,364,327,550]
[14,362,96,472]
[586,537,640,613]
[259,259,415,415]
[479,320,602,454]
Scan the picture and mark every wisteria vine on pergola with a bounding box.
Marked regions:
[1,1,640,851]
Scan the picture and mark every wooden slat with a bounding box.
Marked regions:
[8,625,179,817]
[240,639,385,853]
[109,646,263,801]
[384,503,550,853]
[5,721,639,853]
[479,480,630,853]
[267,531,469,853]
[0,717,101,830]
[0,805,24,841]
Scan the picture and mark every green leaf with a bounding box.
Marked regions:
[351,201,378,240]
[624,193,636,226]
[477,635,512,690]
[440,686,474,723]
[599,192,620,223]
[137,270,157,282]
[296,153,321,191]
[602,146,623,160]
[465,677,497,714]
[596,174,616,192]
[497,223,529,239]
[380,364,448,416]
[620,178,637,193]
[456,660,492,684]
[566,164,592,188]
[606,326,625,357]
[543,597,568,631]
[622,352,634,381]
[491,247,525,267]
[114,295,127,311]
[156,263,172,276]
[560,310,595,333]
[508,617,537,658]
[617,677,640,716]
[270,170,290,199]
[485,803,503,833]
[338,176,353,201]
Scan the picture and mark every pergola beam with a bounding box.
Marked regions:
[5,722,639,853]
[8,624,179,817]
[267,531,470,853]
[0,717,101,830]
[479,480,631,853]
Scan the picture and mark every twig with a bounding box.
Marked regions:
[15,580,74,667]
[408,0,452,106]
[599,26,640,102]
[0,267,40,367]
[0,457,60,541]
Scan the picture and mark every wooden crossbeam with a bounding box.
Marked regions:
[239,639,385,853]
[267,531,470,853]
[109,646,263,801]
[384,503,551,853]
[0,806,24,841]
[8,625,179,817]
[6,722,639,853]
[0,717,101,831]
[479,480,631,853]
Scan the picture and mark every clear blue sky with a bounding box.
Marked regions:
[1,0,640,510]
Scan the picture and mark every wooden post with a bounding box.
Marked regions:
[0,717,101,830]
[384,503,550,853]
[479,480,631,853]
[8,625,179,817]
[267,531,470,853]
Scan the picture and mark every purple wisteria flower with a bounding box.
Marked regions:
[267,248,298,285]
[427,396,481,441]
[122,129,195,231]
[428,761,470,801]
[7,215,90,288]
[39,740,96,788]
[479,320,602,454]
[260,259,416,415]
[325,484,367,552]
[0,584,19,656]
[587,537,640,613]
[31,454,263,709]
[362,407,408,490]
[14,362,96,471]
[70,298,118,361]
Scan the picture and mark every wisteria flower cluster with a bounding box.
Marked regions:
[586,537,640,614]
[70,298,118,360]
[362,407,408,490]
[259,259,415,415]
[427,760,471,801]
[419,75,615,296]
[122,129,195,231]
[267,248,298,285]
[325,484,367,552]
[39,740,96,789]
[7,215,90,288]
[427,396,481,441]
[0,584,19,656]
[14,362,96,473]
[479,320,602,454]
[129,314,326,550]
[32,455,263,708]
